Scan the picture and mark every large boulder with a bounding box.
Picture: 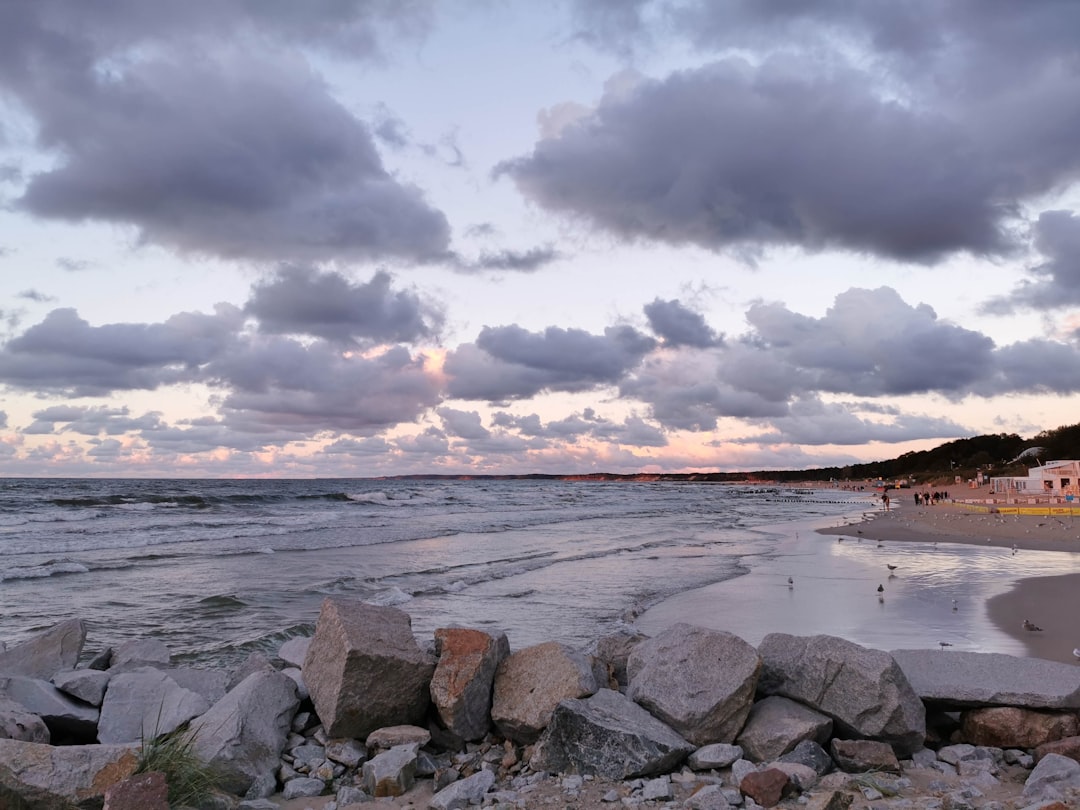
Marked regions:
[110,639,171,669]
[0,695,49,743]
[0,739,138,809]
[627,623,761,746]
[98,668,210,744]
[758,634,925,756]
[960,706,1079,749]
[0,675,99,740]
[587,630,648,692]
[892,649,1080,709]
[186,669,299,796]
[430,627,509,742]
[0,619,86,679]
[735,695,833,763]
[303,598,435,740]
[1023,753,1080,801]
[52,669,111,707]
[361,743,419,797]
[530,688,694,779]
[491,641,597,743]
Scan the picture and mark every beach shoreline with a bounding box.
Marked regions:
[817,489,1080,664]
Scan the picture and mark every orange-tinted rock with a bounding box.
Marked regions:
[103,771,169,810]
[960,706,1079,749]
[491,641,596,743]
[430,628,509,741]
[740,768,792,808]
[1035,735,1080,764]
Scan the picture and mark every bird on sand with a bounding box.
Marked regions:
[887,564,898,571]
[1073,648,1080,661]
[952,599,958,611]
[788,576,794,589]
[1023,619,1044,632]
[939,641,953,649]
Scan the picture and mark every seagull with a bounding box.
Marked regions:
[788,576,794,589]
[1073,648,1080,661]
[939,641,953,649]
[877,583,885,593]
[1023,619,1044,632]
[952,599,958,611]
[886,564,898,571]
[1011,544,1018,555]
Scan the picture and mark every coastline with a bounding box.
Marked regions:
[817,491,1080,664]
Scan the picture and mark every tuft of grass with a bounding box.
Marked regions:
[135,726,222,808]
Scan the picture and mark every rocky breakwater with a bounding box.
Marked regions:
[1,604,1080,809]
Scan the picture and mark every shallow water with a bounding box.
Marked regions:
[638,513,1080,658]
[0,479,864,665]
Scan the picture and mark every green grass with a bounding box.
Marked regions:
[135,726,222,808]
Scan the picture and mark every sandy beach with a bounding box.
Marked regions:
[817,486,1080,664]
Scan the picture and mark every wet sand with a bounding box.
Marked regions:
[637,488,1080,665]
[818,491,1080,664]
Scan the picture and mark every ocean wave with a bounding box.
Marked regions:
[1,560,90,581]
[196,594,248,609]
[365,586,413,606]
[345,491,406,506]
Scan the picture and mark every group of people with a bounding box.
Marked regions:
[914,490,948,505]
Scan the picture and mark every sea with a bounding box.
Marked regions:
[0,478,867,667]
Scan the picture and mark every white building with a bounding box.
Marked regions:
[990,460,1080,499]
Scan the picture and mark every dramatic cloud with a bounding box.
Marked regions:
[246,267,444,345]
[445,324,656,401]
[0,306,243,395]
[206,338,442,433]
[24,405,163,436]
[644,298,722,347]
[506,2,1080,265]
[984,211,1080,312]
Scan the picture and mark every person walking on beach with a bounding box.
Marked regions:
[882,492,891,511]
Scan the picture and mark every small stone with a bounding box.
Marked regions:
[690,743,745,770]
[281,776,326,800]
[640,776,671,800]
[739,769,791,808]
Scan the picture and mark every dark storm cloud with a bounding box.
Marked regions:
[644,298,722,347]
[246,267,444,344]
[444,324,656,401]
[0,2,448,264]
[498,61,1012,263]
[0,306,242,395]
[14,54,450,264]
[436,408,491,441]
[983,211,1080,313]
[510,2,1080,265]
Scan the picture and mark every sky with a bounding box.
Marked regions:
[1,1,1080,478]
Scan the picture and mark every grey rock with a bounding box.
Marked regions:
[187,669,299,796]
[0,695,49,743]
[325,737,366,767]
[492,640,596,743]
[587,629,648,692]
[303,598,434,740]
[684,783,733,809]
[281,666,308,700]
[366,723,430,751]
[731,758,758,787]
[291,743,326,768]
[0,738,138,808]
[627,623,761,746]
[336,785,370,805]
[226,652,276,693]
[162,666,229,705]
[769,761,817,790]
[892,649,1080,709]
[361,742,419,797]
[777,740,834,776]
[282,776,326,799]
[829,739,900,774]
[735,695,832,762]
[0,675,99,739]
[111,638,171,668]
[0,619,86,680]
[641,775,672,800]
[51,668,111,706]
[238,800,279,810]
[759,633,925,756]
[431,627,509,742]
[689,743,744,770]
[278,636,311,667]
[98,667,210,744]
[1022,752,1080,799]
[911,747,939,768]
[430,768,496,810]
[243,771,277,799]
[938,743,977,765]
[530,688,694,780]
